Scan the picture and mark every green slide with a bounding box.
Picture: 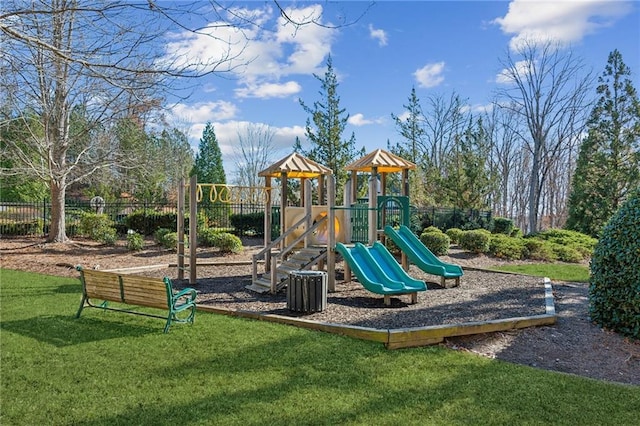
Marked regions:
[335,242,426,296]
[384,225,463,282]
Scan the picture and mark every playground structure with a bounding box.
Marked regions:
[176,149,464,303]
[245,149,464,300]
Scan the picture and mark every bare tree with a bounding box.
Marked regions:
[232,123,279,191]
[1,1,355,242]
[485,103,522,218]
[496,40,592,232]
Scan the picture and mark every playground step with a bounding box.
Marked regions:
[245,277,272,294]
[250,247,328,293]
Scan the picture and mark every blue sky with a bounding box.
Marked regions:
[163,1,640,180]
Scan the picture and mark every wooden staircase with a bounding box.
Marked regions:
[246,246,327,294]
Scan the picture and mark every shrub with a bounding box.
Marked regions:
[419,230,450,256]
[422,226,441,234]
[154,228,172,245]
[492,217,515,235]
[445,228,464,244]
[533,228,597,259]
[159,232,181,251]
[126,231,144,251]
[523,239,557,262]
[589,191,640,339]
[198,228,220,247]
[488,234,526,260]
[79,212,117,245]
[97,227,117,246]
[124,209,177,235]
[0,219,43,236]
[510,227,523,238]
[551,244,583,263]
[459,230,490,254]
[214,232,243,254]
[230,212,264,236]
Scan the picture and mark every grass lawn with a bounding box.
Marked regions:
[1,268,637,425]
[491,263,591,283]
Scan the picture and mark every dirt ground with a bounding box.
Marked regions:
[1,236,638,386]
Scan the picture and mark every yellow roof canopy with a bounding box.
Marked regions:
[346,149,416,173]
[258,152,333,179]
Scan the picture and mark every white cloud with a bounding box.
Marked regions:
[495,59,534,84]
[460,103,494,114]
[275,5,335,75]
[414,62,445,88]
[171,101,238,124]
[493,0,633,51]
[162,4,334,93]
[349,113,372,126]
[209,121,306,175]
[369,24,388,46]
[235,81,302,99]
[348,113,385,126]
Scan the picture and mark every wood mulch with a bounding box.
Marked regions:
[1,236,638,386]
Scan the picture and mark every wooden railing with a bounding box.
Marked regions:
[252,214,328,293]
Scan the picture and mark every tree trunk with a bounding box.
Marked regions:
[47,180,68,243]
[528,151,541,233]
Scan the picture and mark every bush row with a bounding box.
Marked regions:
[416,225,596,263]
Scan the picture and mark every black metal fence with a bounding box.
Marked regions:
[1,200,492,238]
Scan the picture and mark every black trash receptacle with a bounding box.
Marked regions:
[287,271,327,313]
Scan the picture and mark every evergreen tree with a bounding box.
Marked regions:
[442,117,494,210]
[390,87,429,204]
[566,50,640,237]
[190,123,227,224]
[298,55,360,199]
[191,122,226,185]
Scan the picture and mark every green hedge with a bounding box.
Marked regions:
[445,228,463,244]
[78,213,117,245]
[488,234,526,260]
[459,230,491,254]
[0,219,44,236]
[589,192,640,339]
[230,212,264,236]
[492,217,515,235]
[419,230,450,256]
[123,209,177,235]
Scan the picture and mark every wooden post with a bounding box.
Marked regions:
[342,177,351,284]
[318,174,325,205]
[177,178,185,280]
[368,167,378,245]
[350,171,357,204]
[189,175,197,285]
[304,179,312,248]
[265,176,272,273]
[327,174,336,292]
[280,172,287,250]
[402,168,409,271]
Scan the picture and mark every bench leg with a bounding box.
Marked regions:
[440,276,445,287]
[75,295,88,318]
[384,295,391,306]
[410,292,417,304]
[164,315,173,333]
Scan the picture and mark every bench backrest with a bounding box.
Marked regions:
[80,269,125,303]
[120,274,171,310]
[79,268,171,310]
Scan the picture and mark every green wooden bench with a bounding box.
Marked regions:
[76,266,197,333]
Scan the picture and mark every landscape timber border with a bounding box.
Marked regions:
[104,263,557,349]
[196,277,557,350]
